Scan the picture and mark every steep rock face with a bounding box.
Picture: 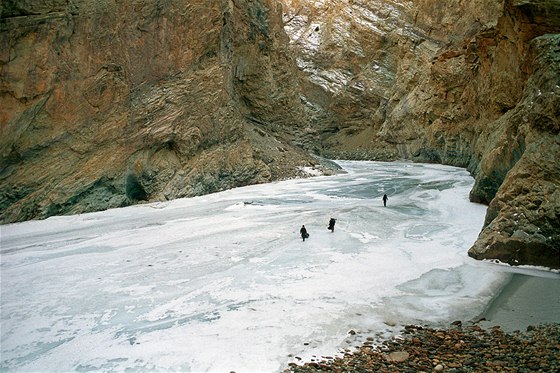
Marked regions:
[0,0,328,223]
[468,33,560,268]
[1,0,558,268]
[280,0,559,268]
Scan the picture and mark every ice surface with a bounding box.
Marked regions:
[0,161,539,372]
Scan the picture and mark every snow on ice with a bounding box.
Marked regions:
[0,161,536,371]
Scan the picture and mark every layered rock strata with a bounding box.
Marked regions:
[280,0,559,268]
[0,0,330,223]
[1,0,558,268]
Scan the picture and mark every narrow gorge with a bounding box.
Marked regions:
[1,0,559,268]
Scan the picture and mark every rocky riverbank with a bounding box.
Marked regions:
[285,322,560,372]
[285,273,560,372]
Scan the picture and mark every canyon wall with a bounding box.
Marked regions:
[280,0,559,268]
[1,0,558,267]
[0,0,330,223]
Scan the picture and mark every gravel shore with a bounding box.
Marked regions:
[285,323,560,372]
[285,273,560,372]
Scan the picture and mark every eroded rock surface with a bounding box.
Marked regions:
[1,0,558,267]
[0,0,331,222]
[279,0,559,268]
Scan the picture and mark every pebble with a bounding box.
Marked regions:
[284,323,560,372]
[386,351,409,362]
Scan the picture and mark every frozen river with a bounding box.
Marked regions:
[1,161,517,371]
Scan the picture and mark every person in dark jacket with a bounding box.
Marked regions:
[382,194,388,207]
[328,218,336,232]
[300,225,309,241]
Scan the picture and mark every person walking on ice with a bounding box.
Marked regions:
[328,218,336,232]
[382,194,388,207]
[300,225,309,241]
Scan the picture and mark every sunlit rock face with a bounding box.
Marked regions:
[0,0,330,223]
[280,0,559,268]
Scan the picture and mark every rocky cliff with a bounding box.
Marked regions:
[279,0,559,268]
[0,0,332,223]
[1,0,558,268]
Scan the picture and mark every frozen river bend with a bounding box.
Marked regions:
[0,161,526,371]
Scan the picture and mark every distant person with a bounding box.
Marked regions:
[328,218,336,232]
[382,194,388,207]
[300,225,309,241]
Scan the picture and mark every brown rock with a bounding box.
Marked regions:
[386,351,410,363]
[1,0,558,270]
[0,0,331,223]
[279,0,560,269]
